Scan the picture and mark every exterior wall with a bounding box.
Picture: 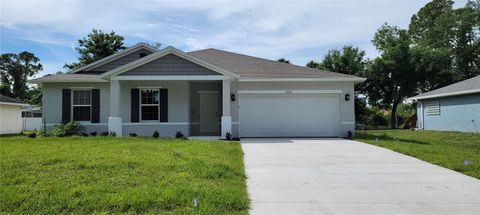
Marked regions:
[86,48,154,72]
[230,81,356,138]
[120,54,219,76]
[42,82,111,124]
[0,104,23,134]
[119,80,190,137]
[418,93,480,133]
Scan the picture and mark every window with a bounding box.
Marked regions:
[140,89,159,121]
[425,101,440,116]
[139,53,147,58]
[73,90,91,121]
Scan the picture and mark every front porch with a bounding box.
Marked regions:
[107,78,232,138]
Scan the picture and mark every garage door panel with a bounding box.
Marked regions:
[239,93,340,137]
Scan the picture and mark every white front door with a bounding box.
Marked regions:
[239,93,340,137]
[199,92,219,133]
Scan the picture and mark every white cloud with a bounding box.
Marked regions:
[2,0,469,68]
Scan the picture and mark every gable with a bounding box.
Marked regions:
[119,54,220,76]
[78,48,155,74]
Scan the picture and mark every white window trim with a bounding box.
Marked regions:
[72,89,92,122]
[140,89,160,122]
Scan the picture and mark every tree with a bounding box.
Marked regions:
[0,52,43,101]
[306,60,319,68]
[277,58,290,64]
[64,29,126,70]
[362,24,418,129]
[318,45,368,76]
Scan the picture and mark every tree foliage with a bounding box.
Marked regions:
[0,51,43,103]
[64,29,126,70]
[277,58,290,64]
[318,45,368,76]
[362,24,418,128]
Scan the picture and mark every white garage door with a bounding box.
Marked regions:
[239,93,340,137]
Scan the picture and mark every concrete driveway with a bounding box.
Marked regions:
[241,138,480,215]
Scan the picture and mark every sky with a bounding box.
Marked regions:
[0,0,469,77]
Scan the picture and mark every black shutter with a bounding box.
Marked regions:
[62,89,71,122]
[91,89,100,123]
[160,89,168,122]
[131,88,140,122]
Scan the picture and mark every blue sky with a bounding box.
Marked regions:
[0,0,468,77]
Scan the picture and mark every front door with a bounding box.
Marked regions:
[199,92,219,133]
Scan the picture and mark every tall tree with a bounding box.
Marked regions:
[362,24,418,128]
[0,52,43,101]
[318,45,368,76]
[64,29,126,70]
[306,60,319,68]
[277,58,290,64]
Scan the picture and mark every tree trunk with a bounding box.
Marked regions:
[390,101,399,129]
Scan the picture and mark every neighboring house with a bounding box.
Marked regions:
[32,43,365,138]
[0,94,28,134]
[410,75,480,133]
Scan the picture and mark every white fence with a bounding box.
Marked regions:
[22,117,42,131]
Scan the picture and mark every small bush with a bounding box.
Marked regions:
[100,131,109,136]
[225,132,232,140]
[347,131,353,139]
[51,121,84,137]
[108,131,116,137]
[152,130,160,138]
[129,133,138,137]
[175,131,185,139]
[90,132,97,136]
[40,118,48,137]
[81,132,88,137]
[28,130,37,138]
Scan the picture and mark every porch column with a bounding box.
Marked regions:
[221,79,232,139]
[108,79,122,136]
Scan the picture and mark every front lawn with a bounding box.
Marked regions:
[354,130,480,179]
[0,136,248,214]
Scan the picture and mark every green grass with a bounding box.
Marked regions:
[354,130,480,179]
[0,136,248,214]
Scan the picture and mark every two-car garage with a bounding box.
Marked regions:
[238,90,341,137]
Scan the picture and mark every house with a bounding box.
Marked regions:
[0,94,28,134]
[410,75,480,133]
[31,43,365,138]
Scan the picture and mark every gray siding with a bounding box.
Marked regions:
[418,93,480,133]
[120,54,220,76]
[86,48,154,72]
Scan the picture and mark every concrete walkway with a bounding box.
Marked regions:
[241,138,480,215]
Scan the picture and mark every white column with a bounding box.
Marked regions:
[221,79,232,139]
[108,79,122,136]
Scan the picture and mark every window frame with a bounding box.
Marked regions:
[139,89,160,122]
[425,101,440,116]
[71,89,92,122]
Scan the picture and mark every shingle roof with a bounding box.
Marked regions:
[189,48,363,80]
[30,74,106,83]
[410,75,480,100]
[0,94,27,105]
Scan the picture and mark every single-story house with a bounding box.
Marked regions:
[0,94,28,134]
[409,75,480,133]
[32,43,365,138]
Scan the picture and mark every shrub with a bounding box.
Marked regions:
[51,121,84,137]
[28,130,37,138]
[347,131,353,139]
[175,131,185,139]
[40,117,48,137]
[81,132,88,137]
[108,131,116,137]
[90,132,97,136]
[129,133,138,137]
[225,132,232,140]
[152,130,160,138]
[100,131,109,136]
